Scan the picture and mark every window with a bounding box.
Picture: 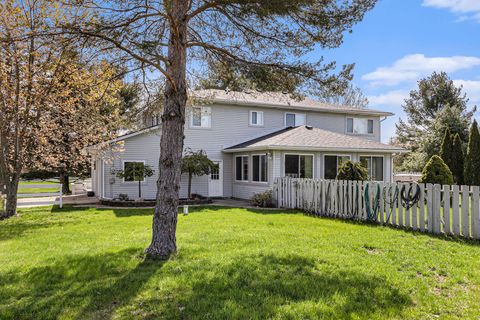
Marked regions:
[210,163,220,180]
[284,155,313,178]
[190,107,211,128]
[235,156,249,181]
[324,155,351,179]
[250,111,264,126]
[346,118,374,134]
[123,161,146,182]
[252,154,268,182]
[285,113,306,127]
[360,156,384,181]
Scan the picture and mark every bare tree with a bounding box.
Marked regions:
[64,0,378,258]
[319,83,369,109]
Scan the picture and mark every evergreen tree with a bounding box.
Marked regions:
[336,160,369,181]
[465,120,480,186]
[440,128,454,172]
[451,133,464,185]
[419,155,454,185]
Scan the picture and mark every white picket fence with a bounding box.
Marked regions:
[273,177,480,239]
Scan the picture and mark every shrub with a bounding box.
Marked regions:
[336,160,369,181]
[250,190,274,208]
[465,120,480,186]
[419,155,454,185]
[118,193,129,201]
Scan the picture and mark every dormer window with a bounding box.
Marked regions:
[250,111,264,126]
[285,113,306,127]
[346,118,374,135]
[190,106,211,128]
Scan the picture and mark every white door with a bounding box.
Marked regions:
[208,161,223,197]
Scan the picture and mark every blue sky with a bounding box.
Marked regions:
[318,0,480,142]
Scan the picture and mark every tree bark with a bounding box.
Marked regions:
[145,0,189,259]
[2,179,19,219]
[138,180,142,199]
[59,171,70,195]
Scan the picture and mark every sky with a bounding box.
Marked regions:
[317,0,480,142]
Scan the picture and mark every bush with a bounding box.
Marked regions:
[336,160,369,181]
[250,190,274,208]
[419,155,454,185]
[118,193,129,201]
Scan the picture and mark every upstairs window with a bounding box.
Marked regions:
[252,154,268,182]
[324,155,351,179]
[250,111,264,126]
[347,118,374,134]
[285,113,306,127]
[190,107,211,128]
[235,156,249,181]
[360,156,384,181]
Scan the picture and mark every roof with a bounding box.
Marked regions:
[193,89,393,117]
[224,126,405,153]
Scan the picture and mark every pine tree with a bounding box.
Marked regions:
[451,133,464,185]
[419,155,454,185]
[440,128,454,173]
[465,120,480,186]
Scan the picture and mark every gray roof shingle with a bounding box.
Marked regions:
[224,126,404,153]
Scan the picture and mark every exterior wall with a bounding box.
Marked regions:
[97,103,389,200]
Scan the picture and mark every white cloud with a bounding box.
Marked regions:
[454,79,480,105]
[368,90,408,108]
[423,0,480,21]
[362,54,480,87]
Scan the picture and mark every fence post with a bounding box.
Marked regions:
[59,184,63,209]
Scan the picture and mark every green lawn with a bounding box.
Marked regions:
[18,181,60,195]
[1,206,480,319]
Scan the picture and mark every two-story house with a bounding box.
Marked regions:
[88,90,403,200]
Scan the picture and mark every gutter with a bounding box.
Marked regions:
[223,145,406,154]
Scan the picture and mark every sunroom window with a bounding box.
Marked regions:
[252,154,268,182]
[360,156,384,181]
[285,155,313,178]
[324,155,350,179]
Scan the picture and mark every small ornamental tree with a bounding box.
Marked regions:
[465,120,480,186]
[115,164,154,199]
[181,149,217,199]
[336,160,369,181]
[419,155,454,185]
[451,133,465,185]
[440,128,454,173]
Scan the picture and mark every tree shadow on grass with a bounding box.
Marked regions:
[145,253,412,319]
[0,248,162,320]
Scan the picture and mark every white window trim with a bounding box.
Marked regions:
[359,154,385,181]
[235,155,250,182]
[323,154,352,179]
[283,153,315,178]
[121,160,147,183]
[190,106,212,129]
[346,117,375,135]
[284,112,307,127]
[252,153,269,184]
[249,110,264,127]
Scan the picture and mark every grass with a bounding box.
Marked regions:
[18,180,60,195]
[1,206,480,319]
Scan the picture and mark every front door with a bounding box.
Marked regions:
[208,161,223,197]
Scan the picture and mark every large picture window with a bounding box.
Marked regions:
[252,154,268,182]
[324,155,351,179]
[190,107,211,128]
[284,155,313,178]
[123,161,146,182]
[360,156,384,181]
[235,156,249,181]
[346,118,374,135]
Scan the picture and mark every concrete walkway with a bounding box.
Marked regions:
[17,194,99,208]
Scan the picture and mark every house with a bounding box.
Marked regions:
[88,90,404,200]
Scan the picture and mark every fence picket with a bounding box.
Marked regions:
[451,185,460,235]
[461,185,470,238]
[398,183,405,227]
[433,184,441,234]
[472,186,480,239]
[419,184,425,232]
[443,185,451,235]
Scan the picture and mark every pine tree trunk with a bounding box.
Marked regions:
[59,172,70,195]
[145,0,188,259]
[2,179,19,219]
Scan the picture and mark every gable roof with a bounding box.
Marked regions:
[193,89,393,117]
[224,126,405,153]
